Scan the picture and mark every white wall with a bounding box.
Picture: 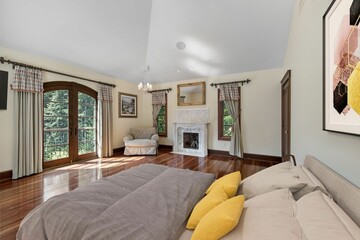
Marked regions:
[142,68,285,156]
[0,47,144,172]
[284,0,360,186]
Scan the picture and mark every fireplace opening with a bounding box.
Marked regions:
[183,132,199,149]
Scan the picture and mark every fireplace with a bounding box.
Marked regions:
[172,108,209,157]
[183,132,199,149]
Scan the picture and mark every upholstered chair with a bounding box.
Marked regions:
[123,127,159,155]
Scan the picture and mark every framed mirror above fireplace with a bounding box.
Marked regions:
[177,81,206,106]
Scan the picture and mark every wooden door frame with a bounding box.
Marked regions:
[281,70,291,161]
[43,82,97,168]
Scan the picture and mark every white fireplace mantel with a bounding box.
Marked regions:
[172,109,209,157]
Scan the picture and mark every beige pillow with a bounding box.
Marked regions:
[296,191,360,240]
[291,166,330,200]
[238,162,331,200]
[130,128,156,139]
[238,162,306,199]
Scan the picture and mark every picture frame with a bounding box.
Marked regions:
[118,92,137,118]
[323,0,360,136]
[0,70,8,110]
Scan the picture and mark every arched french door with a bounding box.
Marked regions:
[43,82,97,168]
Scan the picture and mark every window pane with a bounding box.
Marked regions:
[78,141,96,155]
[43,90,69,161]
[78,117,95,128]
[78,92,95,105]
[223,125,232,137]
[78,103,96,118]
[78,92,96,155]
[223,103,234,137]
[157,106,166,134]
[44,90,68,103]
[44,144,69,162]
[44,130,69,146]
[44,116,69,129]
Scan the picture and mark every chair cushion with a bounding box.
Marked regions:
[124,139,157,147]
[130,128,156,139]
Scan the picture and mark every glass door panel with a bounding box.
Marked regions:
[77,92,96,156]
[43,90,70,162]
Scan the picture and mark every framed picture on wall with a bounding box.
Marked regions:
[119,92,137,118]
[323,0,360,136]
[0,70,8,110]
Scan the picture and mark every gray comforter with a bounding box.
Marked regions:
[17,164,214,240]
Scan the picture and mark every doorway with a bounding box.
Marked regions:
[281,70,291,162]
[43,82,97,168]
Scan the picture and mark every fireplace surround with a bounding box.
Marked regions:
[172,108,209,157]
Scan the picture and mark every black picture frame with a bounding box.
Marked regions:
[0,70,8,110]
[118,92,137,118]
[323,0,360,136]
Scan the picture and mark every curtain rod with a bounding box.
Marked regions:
[210,79,251,88]
[147,88,172,93]
[0,56,116,88]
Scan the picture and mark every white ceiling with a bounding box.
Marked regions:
[0,0,295,84]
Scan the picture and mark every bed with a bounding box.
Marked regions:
[17,155,360,240]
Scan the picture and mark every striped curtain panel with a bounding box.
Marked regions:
[12,66,43,179]
[219,83,243,158]
[152,91,166,131]
[97,84,113,157]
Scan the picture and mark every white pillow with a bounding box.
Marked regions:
[296,191,360,240]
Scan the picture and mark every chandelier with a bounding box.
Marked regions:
[138,65,152,92]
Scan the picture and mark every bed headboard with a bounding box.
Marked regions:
[304,155,360,227]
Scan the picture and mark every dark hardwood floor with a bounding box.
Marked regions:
[0,149,277,240]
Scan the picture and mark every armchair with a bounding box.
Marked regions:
[123,127,159,155]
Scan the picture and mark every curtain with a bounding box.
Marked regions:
[12,66,43,179]
[152,91,166,130]
[219,83,243,157]
[97,84,113,157]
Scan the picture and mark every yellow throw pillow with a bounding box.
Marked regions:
[191,195,245,240]
[186,186,229,229]
[206,171,241,198]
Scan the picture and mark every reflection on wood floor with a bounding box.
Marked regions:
[0,149,277,240]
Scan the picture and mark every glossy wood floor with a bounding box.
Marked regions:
[0,149,277,240]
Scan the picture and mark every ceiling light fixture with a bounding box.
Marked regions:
[138,65,152,92]
[177,68,182,72]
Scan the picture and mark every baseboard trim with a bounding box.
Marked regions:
[113,147,125,154]
[158,144,173,150]
[0,170,12,181]
[243,153,282,163]
[208,149,230,156]
[208,150,281,163]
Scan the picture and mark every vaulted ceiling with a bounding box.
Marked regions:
[0,0,295,84]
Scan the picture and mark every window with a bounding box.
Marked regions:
[157,94,167,137]
[218,89,240,140]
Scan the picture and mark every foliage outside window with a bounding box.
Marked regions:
[218,89,240,141]
[157,95,167,137]
[44,90,70,161]
[77,92,96,155]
